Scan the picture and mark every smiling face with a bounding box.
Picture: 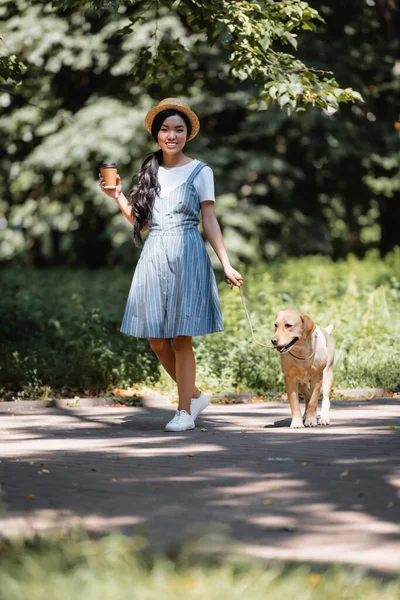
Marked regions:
[271,310,315,354]
[157,114,188,156]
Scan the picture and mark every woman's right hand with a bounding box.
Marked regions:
[224,265,243,288]
[98,173,123,201]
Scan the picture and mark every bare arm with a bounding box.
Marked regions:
[201,201,243,286]
[114,192,135,225]
[99,174,134,224]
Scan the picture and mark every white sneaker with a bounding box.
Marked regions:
[191,392,210,421]
[164,410,195,432]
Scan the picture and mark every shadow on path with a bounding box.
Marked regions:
[0,399,399,572]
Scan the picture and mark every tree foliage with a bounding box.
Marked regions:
[0,0,399,266]
[48,0,363,112]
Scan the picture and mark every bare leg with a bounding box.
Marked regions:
[285,377,303,428]
[320,365,333,425]
[170,336,196,413]
[149,338,200,399]
[304,377,322,427]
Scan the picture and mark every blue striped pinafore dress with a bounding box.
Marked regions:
[120,162,224,338]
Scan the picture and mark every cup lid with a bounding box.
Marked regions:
[99,162,117,168]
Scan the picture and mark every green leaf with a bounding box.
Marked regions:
[278,93,290,107]
[269,85,278,99]
[283,31,298,50]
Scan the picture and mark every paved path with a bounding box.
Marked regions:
[1,399,399,572]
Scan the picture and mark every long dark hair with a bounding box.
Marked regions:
[129,109,192,245]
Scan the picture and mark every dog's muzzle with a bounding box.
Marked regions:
[274,337,299,354]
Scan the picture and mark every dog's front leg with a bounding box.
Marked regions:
[304,377,322,427]
[285,377,303,428]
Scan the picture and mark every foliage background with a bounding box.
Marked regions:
[1,0,399,267]
[1,0,399,395]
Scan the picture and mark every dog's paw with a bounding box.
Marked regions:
[290,417,305,429]
[319,411,330,425]
[304,413,318,427]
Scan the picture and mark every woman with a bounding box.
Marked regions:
[99,98,243,432]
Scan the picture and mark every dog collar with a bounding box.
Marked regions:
[289,331,317,361]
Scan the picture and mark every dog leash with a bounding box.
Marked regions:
[228,281,316,361]
[236,284,275,349]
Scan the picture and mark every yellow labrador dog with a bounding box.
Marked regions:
[271,310,334,428]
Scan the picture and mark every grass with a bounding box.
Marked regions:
[0,533,398,600]
[1,249,399,399]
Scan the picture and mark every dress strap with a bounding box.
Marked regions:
[186,161,208,186]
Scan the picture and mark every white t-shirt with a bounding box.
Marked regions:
[157,159,215,202]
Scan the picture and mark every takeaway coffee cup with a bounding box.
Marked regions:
[99,162,117,189]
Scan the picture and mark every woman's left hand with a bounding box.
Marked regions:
[224,265,243,287]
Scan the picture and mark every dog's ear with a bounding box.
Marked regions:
[300,313,315,339]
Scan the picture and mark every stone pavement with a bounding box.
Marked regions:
[0,399,399,573]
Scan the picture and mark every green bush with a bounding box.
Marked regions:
[194,249,400,394]
[1,249,399,398]
[0,267,158,396]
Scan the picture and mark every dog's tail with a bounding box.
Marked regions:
[324,324,334,335]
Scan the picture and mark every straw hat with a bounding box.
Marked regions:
[144,98,200,141]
